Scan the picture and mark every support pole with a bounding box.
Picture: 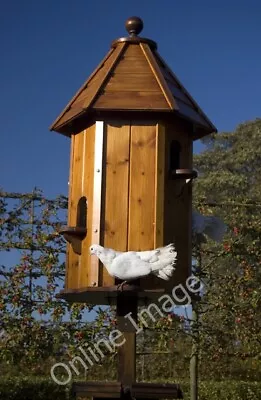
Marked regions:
[190,301,199,400]
[116,293,138,386]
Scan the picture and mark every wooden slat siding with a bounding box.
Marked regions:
[67,132,85,289]
[168,82,195,106]
[94,91,169,110]
[165,75,179,88]
[175,99,210,127]
[65,135,75,289]
[79,124,96,288]
[56,43,127,127]
[55,106,84,127]
[155,123,165,248]
[140,43,176,110]
[123,43,144,58]
[102,122,130,286]
[163,122,192,288]
[113,57,150,74]
[80,42,126,109]
[154,50,217,132]
[128,123,156,255]
[50,48,114,131]
[90,121,104,287]
[140,123,165,291]
[161,69,179,88]
[179,130,192,284]
[106,73,161,92]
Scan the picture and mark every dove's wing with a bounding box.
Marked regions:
[138,249,160,263]
[138,243,174,263]
[99,244,176,281]
[109,252,152,280]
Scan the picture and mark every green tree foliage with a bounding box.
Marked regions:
[1,119,261,391]
[193,118,261,380]
[0,190,112,377]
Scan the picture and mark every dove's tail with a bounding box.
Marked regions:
[204,216,227,242]
[151,243,177,280]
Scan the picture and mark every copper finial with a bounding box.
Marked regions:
[125,16,143,36]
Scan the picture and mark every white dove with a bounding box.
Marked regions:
[89,243,177,289]
[192,210,227,243]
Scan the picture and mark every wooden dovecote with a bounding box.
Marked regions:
[51,17,216,305]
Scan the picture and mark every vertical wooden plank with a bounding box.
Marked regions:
[128,124,156,252]
[79,124,96,288]
[163,121,192,287]
[65,135,75,290]
[66,132,84,289]
[89,121,104,287]
[102,122,130,286]
[154,123,165,248]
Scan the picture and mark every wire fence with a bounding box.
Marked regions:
[0,189,261,381]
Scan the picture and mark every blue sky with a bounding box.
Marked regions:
[1,0,260,199]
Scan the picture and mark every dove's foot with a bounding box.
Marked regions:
[117,280,128,291]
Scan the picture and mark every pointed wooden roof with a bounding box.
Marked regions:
[51,17,216,138]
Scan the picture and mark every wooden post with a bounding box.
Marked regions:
[116,293,138,386]
[190,301,199,400]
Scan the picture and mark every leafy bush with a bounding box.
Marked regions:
[0,376,71,400]
[1,377,261,400]
[180,380,261,399]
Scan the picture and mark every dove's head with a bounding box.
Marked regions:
[89,244,103,256]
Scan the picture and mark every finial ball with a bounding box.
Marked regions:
[125,16,143,36]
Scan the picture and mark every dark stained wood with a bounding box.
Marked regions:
[73,381,121,398]
[170,169,198,179]
[94,91,169,110]
[175,99,210,127]
[54,106,85,127]
[116,294,137,385]
[163,121,193,287]
[154,50,217,134]
[113,57,151,74]
[57,286,165,305]
[118,331,136,382]
[131,382,183,398]
[122,43,144,58]
[50,48,114,131]
[167,82,195,106]
[52,43,127,129]
[59,226,86,255]
[125,17,144,36]
[57,285,200,305]
[73,381,183,398]
[51,38,216,138]
[154,123,165,248]
[140,43,175,110]
[111,36,157,50]
[106,73,161,92]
